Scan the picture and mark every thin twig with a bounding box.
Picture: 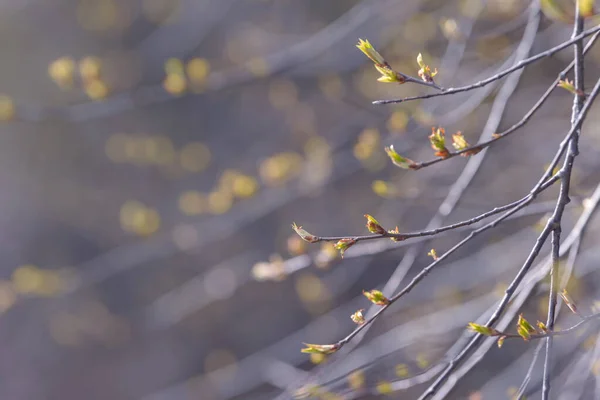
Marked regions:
[313,176,558,244]
[410,31,600,170]
[373,24,600,105]
[542,6,585,399]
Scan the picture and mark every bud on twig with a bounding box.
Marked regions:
[363,289,390,305]
[387,226,406,242]
[351,309,366,325]
[558,78,585,97]
[427,248,438,260]
[467,322,499,336]
[291,222,319,243]
[451,132,481,156]
[416,53,438,83]
[429,127,450,158]
[356,38,386,65]
[364,214,386,234]
[334,238,356,258]
[384,145,418,169]
[301,343,339,355]
[497,335,506,348]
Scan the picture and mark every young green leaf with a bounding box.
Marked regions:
[363,289,390,305]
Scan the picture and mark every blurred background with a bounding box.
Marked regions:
[2,0,600,399]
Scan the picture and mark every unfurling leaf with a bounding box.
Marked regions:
[301,343,339,355]
[291,222,319,243]
[375,64,405,84]
[429,127,449,158]
[427,248,438,260]
[416,53,438,83]
[364,214,386,234]
[467,322,499,336]
[579,0,596,18]
[334,238,356,257]
[558,78,584,96]
[451,132,480,156]
[497,335,506,348]
[363,289,390,305]
[356,39,386,65]
[540,0,575,23]
[517,325,531,341]
[518,314,537,334]
[537,321,548,333]
[384,145,418,169]
[387,226,405,242]
[351,309,366,325]
[560,289,579,315]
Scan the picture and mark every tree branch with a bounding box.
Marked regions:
[373,24,600,105]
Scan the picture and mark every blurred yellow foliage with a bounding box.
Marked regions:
[120,200,161,236]
[48,57,76,89]
[354,128,381,160]
[178,191,206,215]
[259,152,303,186]
[318,74,345,100]
[0,95,15,121]
[348,370,365,390]
[207,190,233,214]
[295,273,328,304]
[0,281,15,313]
[180,142,211,172]
[163,73,187,95]
[84,79,110,100]
[387,110,409,133]
[79,56,102,81]
[186,58,210,87]
[12,265,63,296]
[232,174,259,199]
[268,79,298,110]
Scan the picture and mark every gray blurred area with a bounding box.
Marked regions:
[1,0,600,399]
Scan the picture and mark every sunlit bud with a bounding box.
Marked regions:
[356,38,386,65]
[467,322,499,336]
[334,238,356,257]
[291,222,319,243]
[364,214,385,234]
[384,145,418,169]
[351,309,366,325]
[363,289,390,305]
[301,343,339,355]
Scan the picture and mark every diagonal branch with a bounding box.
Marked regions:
[373,24,600,105]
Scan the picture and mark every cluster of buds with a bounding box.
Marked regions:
[417,53,438,83]
[356,39,405,84]
[516,314,538,341]
[429,127,450,158]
